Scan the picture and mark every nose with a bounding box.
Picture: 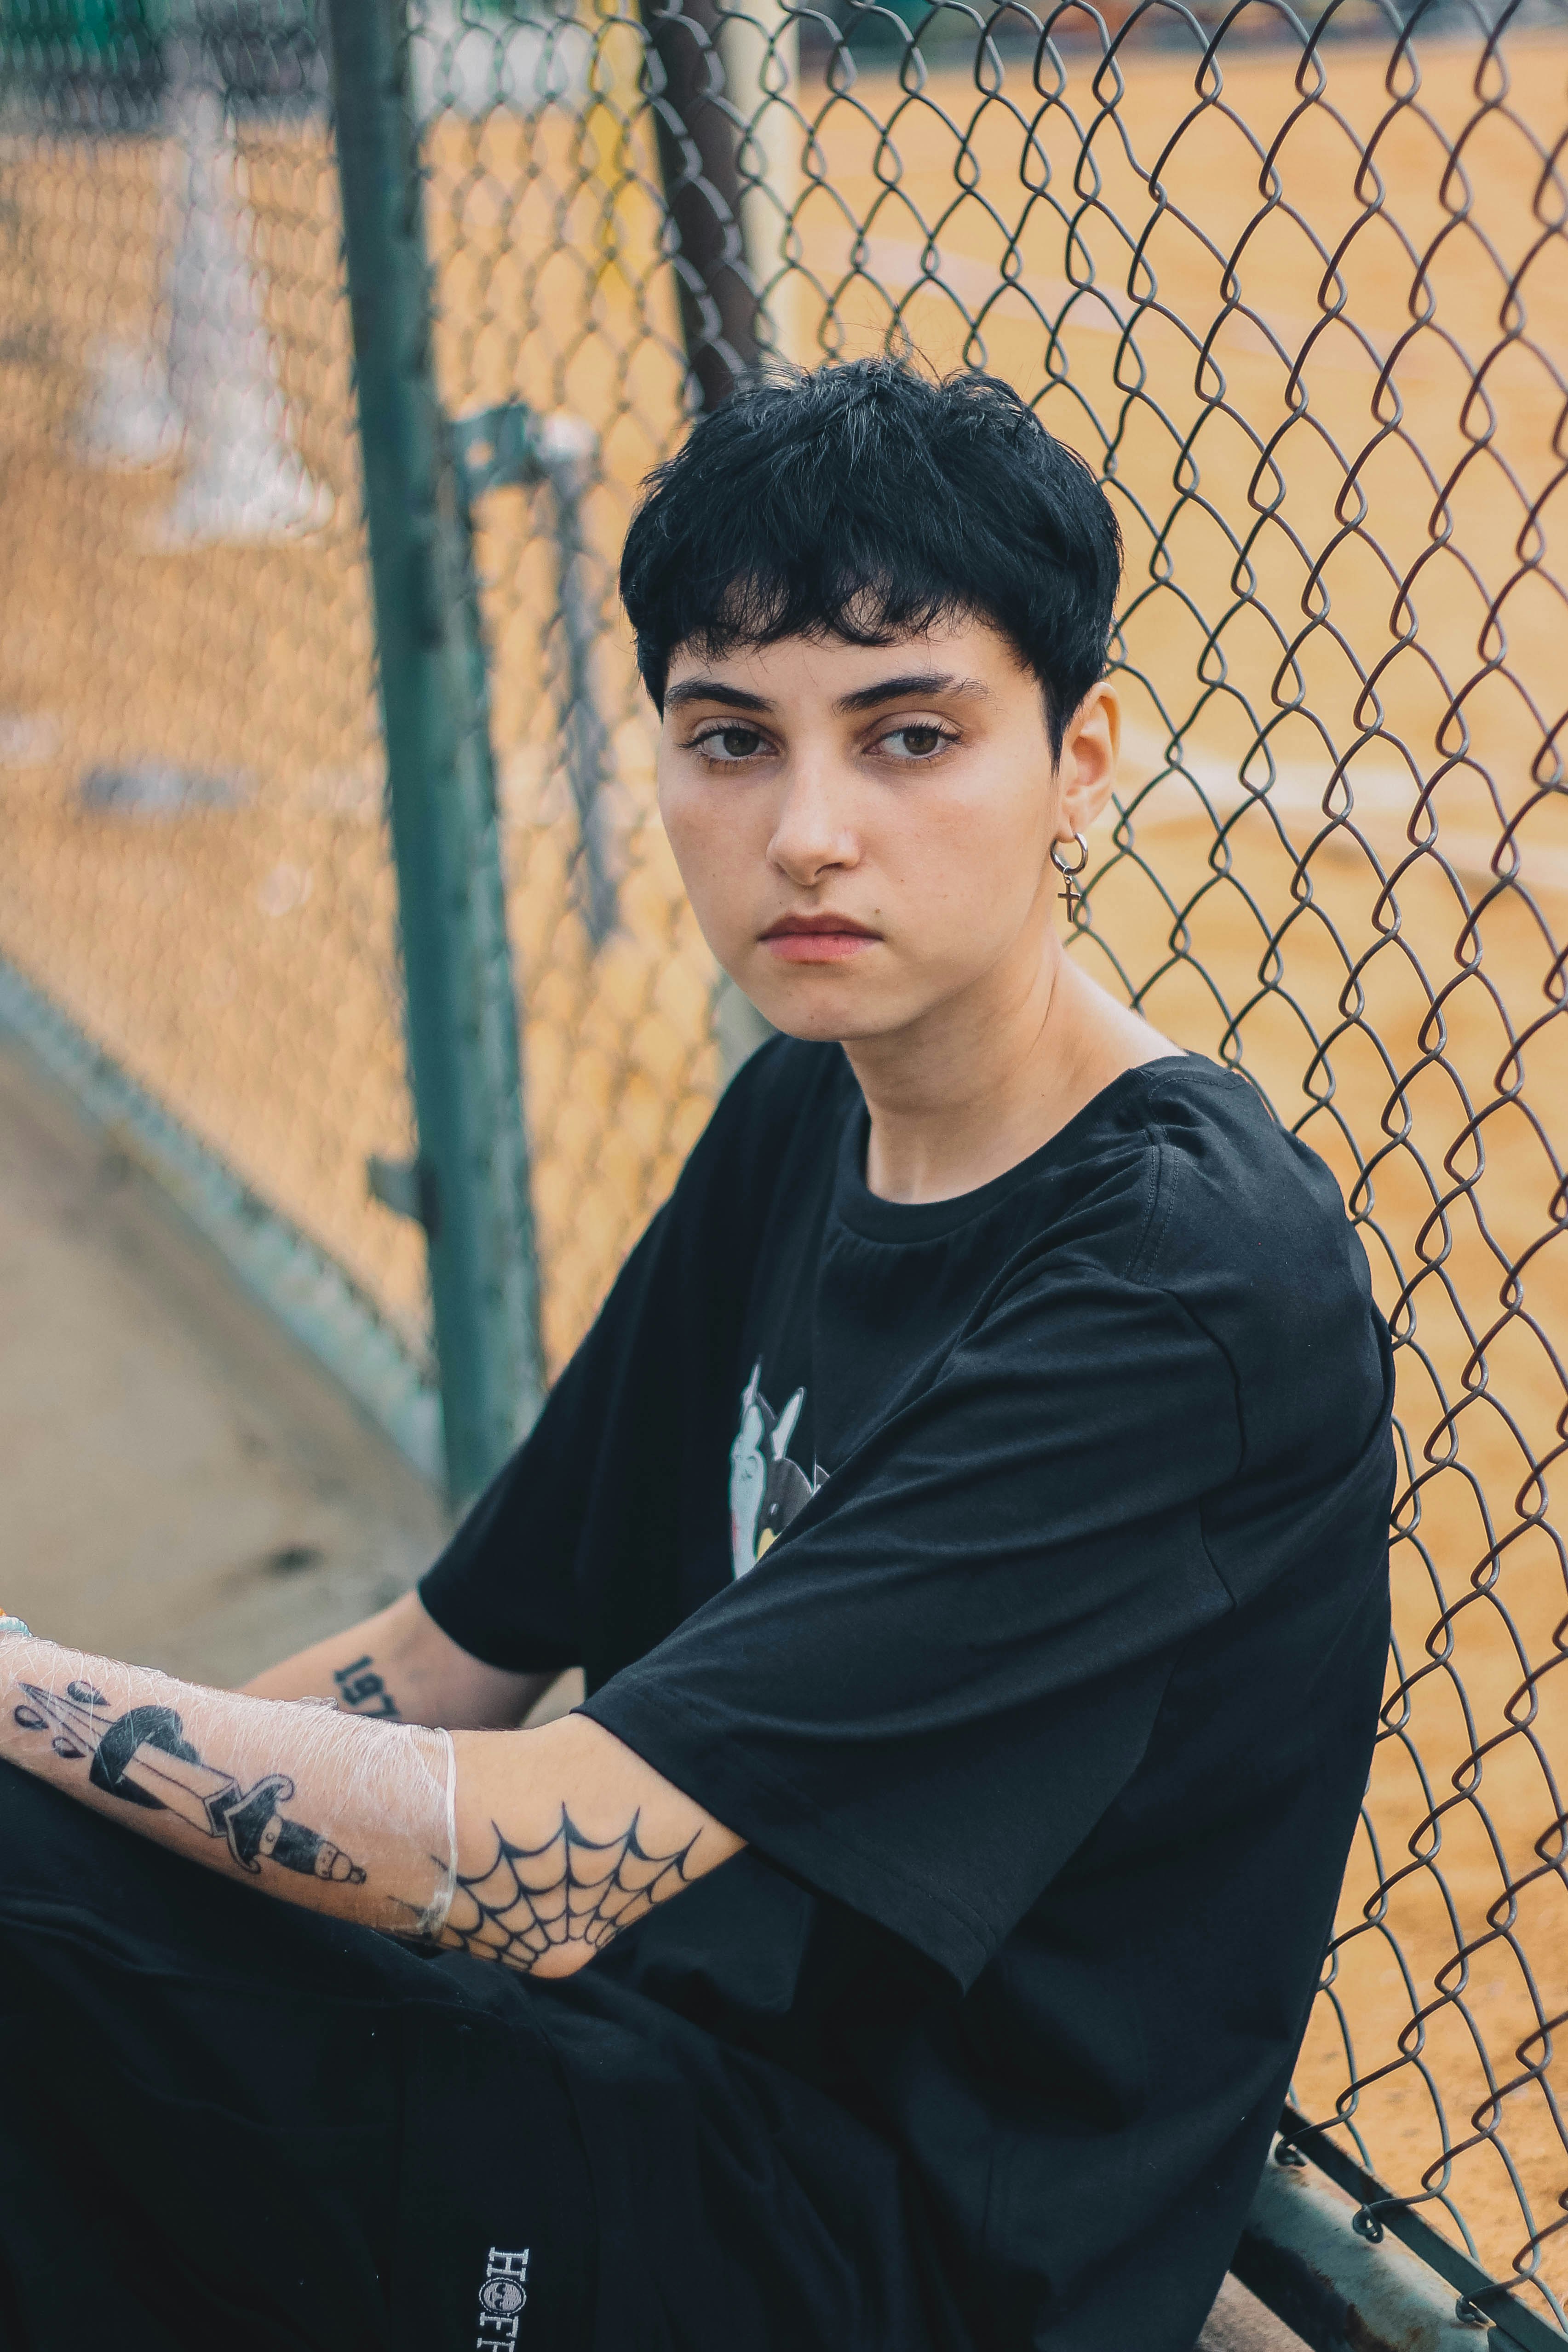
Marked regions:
[766,753,861,888]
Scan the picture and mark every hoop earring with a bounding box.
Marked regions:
[1050,831,1090,921]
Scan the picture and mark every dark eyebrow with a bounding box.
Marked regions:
[664,679,773,713]
[833,671,989,714]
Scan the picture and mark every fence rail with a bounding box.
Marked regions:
[2,0,1567,2326]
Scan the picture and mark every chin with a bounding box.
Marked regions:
[754,989,915,1047]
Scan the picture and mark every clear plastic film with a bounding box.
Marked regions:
[0,1639,457,1942]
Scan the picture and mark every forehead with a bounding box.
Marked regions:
[661,614,1035,706]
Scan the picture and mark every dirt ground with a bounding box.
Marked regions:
[1,11,1566,2319]
[0,1029,448,1685]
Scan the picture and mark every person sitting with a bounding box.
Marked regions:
[0,357,1393,2352]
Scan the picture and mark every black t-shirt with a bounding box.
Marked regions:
[421,1041,1394,2352]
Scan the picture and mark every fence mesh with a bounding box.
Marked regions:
[3,0,1568,2325]
[0,11,430,1367]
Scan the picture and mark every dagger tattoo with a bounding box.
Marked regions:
[12,1680,366,1885]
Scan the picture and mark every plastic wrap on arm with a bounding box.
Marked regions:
[0,1638,457,1943]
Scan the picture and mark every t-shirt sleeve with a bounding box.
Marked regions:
[419,1038,842,1680]
[580,1266,1242,1990]
[416,1200,679,1674]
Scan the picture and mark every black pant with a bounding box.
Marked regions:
[0,1765,594,2352]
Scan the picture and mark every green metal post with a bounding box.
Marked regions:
[326,0,544,1508]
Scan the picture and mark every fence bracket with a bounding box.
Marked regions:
[450,400,615,946]
[451,401,546,499]
[366,1154,438,1236]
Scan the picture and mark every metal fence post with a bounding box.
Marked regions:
[638,0,761,410]
[326,0,544,1508]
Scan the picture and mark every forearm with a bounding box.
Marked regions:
[242,1626,408,1718]
[0,1633,455,1940]
[241,1589,556,1731]
[0,1631,743,1977]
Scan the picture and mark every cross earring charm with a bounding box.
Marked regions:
[1050,831,1090,923]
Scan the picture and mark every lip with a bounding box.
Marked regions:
[760,912,882,965]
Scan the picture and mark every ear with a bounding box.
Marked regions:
[741,1360,762,1412]
[1055,681,1120,842]
[772,1388,804,1459]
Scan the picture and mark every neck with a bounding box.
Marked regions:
[843,913,1172,1207]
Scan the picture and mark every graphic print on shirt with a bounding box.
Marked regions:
[729,1360,827,1579]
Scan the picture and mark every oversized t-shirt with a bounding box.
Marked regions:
[420,1040,1394,2352]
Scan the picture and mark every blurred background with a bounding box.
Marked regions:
[2,0,1568,2331]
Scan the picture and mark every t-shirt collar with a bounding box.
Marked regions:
[831,1054,1225,1243]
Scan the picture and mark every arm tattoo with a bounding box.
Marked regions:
[11,1681,366,1885]
[332,1655,400,1719]
[443,1810,699,1972]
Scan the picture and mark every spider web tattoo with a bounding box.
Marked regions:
[443,1809,701,1972]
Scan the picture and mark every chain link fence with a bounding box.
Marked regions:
[3,0,1568,2329]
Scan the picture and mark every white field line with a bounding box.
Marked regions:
[818,232,1435,378]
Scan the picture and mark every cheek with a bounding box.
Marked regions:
[658,783,752,933]
[657,778,712,874]
[890,785,1045,936]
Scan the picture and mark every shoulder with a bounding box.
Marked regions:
[693,1035,855,1176]
[1125,1059,1361,1294]
[1122,1058,1388,1463]
[724,1033,857,1124]
[662,1035,853,1239]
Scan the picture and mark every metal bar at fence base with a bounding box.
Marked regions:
[0,955,442,1486]
[326,0,544,1509]
[1233,2126,1567,2352]
[1261,2113,1568,2350]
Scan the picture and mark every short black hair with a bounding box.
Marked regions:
[619,359,1122,759]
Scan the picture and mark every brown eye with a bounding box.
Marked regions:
[697,725,766,761]
[885,724,948,759]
